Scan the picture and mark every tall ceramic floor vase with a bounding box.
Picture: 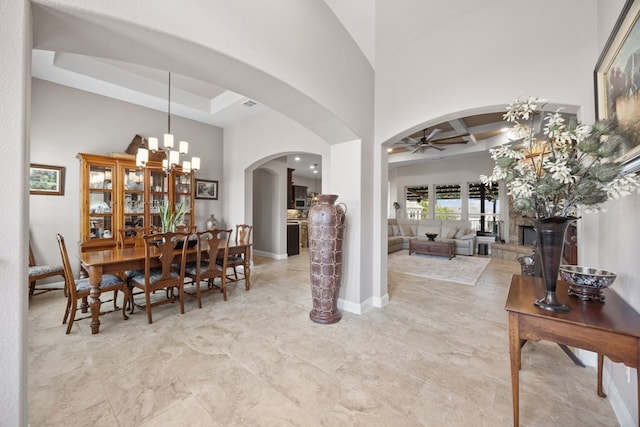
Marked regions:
[529,216,577,313]
[308,194,346,324]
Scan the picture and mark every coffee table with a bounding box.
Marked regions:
[409,238,455,259]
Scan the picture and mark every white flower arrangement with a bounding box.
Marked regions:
[481,97,640,218]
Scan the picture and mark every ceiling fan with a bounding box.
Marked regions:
[393,128,468,153]
[395,128,444,153]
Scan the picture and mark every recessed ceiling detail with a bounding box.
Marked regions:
[392,112,509,155]
[31,49,266,128]
[388,107,578,169]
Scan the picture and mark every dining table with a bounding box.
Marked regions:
[79,242,251,334]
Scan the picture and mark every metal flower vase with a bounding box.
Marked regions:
[529,216,577,313]
[308,194,346,324]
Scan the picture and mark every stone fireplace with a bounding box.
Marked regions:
[519,225,536,246]
[509,210,534,245]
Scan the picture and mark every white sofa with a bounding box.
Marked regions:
[388,219,476,255]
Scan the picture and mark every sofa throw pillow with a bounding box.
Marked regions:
[454,228,475,239]
[399,224,414,237]
[454,228,467,239]
[442,226,458,239]
[392,225,401,236]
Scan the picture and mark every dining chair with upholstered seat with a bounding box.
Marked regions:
[226,224,253,290]
[29,240,66,297]
[184,229,231,306]
[56,234,129,334]
[127,231,190,324]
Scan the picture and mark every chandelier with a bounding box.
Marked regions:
[136,72,200,173]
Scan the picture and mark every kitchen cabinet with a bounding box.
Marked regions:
[287,168,295,208]
[287,220,308,250]
[293,185,308,199]
[287,223,300,256]
[78,153,194,252]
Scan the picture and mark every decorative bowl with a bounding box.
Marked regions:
[425,233,438,241]
[559,265,617,302]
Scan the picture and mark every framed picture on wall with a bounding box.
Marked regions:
[594,0,640,164]
[195,179,218,200]
[29,164,65,196]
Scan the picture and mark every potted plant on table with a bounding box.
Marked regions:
[480,96,640,312]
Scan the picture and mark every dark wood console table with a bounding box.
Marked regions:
[505,275,640,426]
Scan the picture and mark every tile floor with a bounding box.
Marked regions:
[28,251,620,426]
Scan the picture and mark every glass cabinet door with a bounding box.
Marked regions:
[123,167,145,229]
[88,165,114,240]
[148,168,168,229]
[173,172,193,226]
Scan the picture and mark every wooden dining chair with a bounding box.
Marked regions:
[56,234,129,334]
[175,224,197,233]
[226,224,253,290]
[127,231,190,324]
[184,229,231,306]
[116,226,159,248]
[28,240,66,297]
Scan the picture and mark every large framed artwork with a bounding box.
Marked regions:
[29,164,65,196]
[195,179,218,200]
[595,0,640,166]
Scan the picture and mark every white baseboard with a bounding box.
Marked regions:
[338,296,374,315]
[604,368,635,427]
[579,350,635,427]
[253,249,288,260]
[373,293,389,307]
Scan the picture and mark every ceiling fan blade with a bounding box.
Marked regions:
[411,145,423,154]
[430,144,446,151]
[425,128,443,141]
[400,136,420,144]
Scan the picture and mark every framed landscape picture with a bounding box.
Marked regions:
[595,0,640,164]
[195,179,218,200]
[29,164,65,195]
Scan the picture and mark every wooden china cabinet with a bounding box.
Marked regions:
[77,153,194,252]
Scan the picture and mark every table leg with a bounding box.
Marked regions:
[597,354,606,398]
[87,266,103,334]
[508,312,521,426]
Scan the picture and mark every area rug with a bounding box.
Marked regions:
[387,250,490,286]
